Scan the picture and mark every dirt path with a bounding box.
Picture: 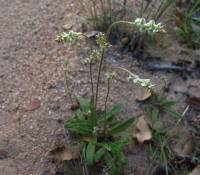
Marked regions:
[0,0,78,174]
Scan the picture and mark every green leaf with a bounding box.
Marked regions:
[105,104,123,122]
[151,107,159,123]
[76,96,90,112]
[65,119,93,136]
[75,109,84,119]
[90,96,97,126]
[86,140,96,166]
[117,152,128,164]
[161,100,177,107]
[105,152,116,170]
[163,108,181,119]
[108,117,134,135]
[94,148,106,162]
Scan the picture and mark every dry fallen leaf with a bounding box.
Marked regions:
[187,166,200,175]
[181,139,194,157]
[82,136,94,142]
[85,30,100,38]
[134,116,152,143]
[136,90,152,102]
[49,145,81,161]
[186,96,200,111]
[23,99,41,111]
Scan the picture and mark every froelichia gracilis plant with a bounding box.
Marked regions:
[58,32,135,175]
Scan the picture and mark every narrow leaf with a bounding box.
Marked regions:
[76,96,90,111]
[94,148,106,162]
[162,100,177,107]
[109,117,134,134]
[151,107,159,123]
[86,140,96,166]
[163,108,181,119]
[106,104,123,122]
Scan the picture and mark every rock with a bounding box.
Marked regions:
[121,37,129,46]
[0,149,8,160]
[62,24,73,30]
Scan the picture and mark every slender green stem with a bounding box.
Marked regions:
[139,0,145,17]
[104,79,111,115]
[106,20,135,40]
[95,48,105,110]
[144,0,152,14]
[155,0,174,21]
[91,0,98,28]
[123,0,127,17]
[89,62,94,98]
[108,0,112,24]
[146,0,157,20]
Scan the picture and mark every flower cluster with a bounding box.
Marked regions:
[105,72,116,81]
[133,18,165,35]
[85,49,101,64]
[56,31,81,43]
[128,74,154,91]
[96,33,111,49]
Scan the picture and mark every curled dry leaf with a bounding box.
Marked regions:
[181,139,194,157]
[187,166,200,175]
[136,90,152,102]
[49,145,81,161]
[134,116,152,143]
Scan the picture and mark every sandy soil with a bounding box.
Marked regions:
[0,0,80,174]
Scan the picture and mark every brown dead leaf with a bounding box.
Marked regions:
[187,166,200,175]
[181,139,194,157]
[23,99,41,111]
[82,136,94,142]
[85,31,100,38]
[136,90,152,102]
[49,145,81,161]
[186,96,200,111]
[134,116,152,143]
